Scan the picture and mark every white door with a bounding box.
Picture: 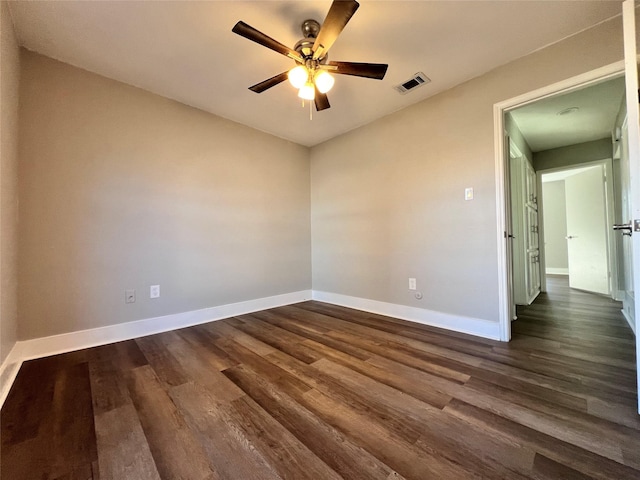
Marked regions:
[524,162,541,301]
[618,122,635,325]
[622,0,640,414]
[564,166,610,295]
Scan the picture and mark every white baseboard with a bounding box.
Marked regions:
[312,290,501,341]
[621,308,636,335]
[546,268,569,275]
[0,290,311,409]
[0,344,22,409]
[621,291,636,335]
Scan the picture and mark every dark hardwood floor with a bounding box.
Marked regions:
[2,277,639,479]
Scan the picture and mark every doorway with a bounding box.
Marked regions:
[506,76,624,325]
[538,160,617,298]
[495,66,627,341]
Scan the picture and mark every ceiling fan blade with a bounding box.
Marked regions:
[325,61,388,80]
[249,72,289,93]
[233,21,303,62]
[312,0,360,60]
[314,87,331,111]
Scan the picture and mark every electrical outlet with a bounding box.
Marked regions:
[125,289,136,304]
[409,278,417,291]
[150,285,160,299]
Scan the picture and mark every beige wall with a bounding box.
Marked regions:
[18,52,311,340]
[533,138,613,171]
[9,13,631,342]
[310,17,624,323]
[1,1,20,363]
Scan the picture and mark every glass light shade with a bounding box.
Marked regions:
[298,83,315,100]
[314,70,335,94]
[288,66,308,89]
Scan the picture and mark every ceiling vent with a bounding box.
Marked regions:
[394,72,431,94]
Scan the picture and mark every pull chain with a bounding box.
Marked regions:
[299,100,313,120]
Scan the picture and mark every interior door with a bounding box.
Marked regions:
[621,0,640,414]
[564,166,610,295]
[618,122,635,324]
[524,161,541,301]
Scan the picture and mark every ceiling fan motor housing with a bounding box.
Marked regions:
[301,19,320,38]
[295,19,327,61]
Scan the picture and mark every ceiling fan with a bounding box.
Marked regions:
[232,0,388,112]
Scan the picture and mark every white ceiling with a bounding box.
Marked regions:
[7,1,624,147]
[510,76,625,152]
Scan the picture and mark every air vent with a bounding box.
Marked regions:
[394,72,431,94]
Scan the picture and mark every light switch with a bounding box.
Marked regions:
[465,187,474,200]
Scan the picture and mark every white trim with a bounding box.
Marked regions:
[0,289,311,408]
[312,290,501,341]
[546,268,569,275]
[494,60,627,344]
[620,284,636,334]
[0,344,22,409]
[621,306,636,335]
[537,171,547,294]
[494,107,510,341]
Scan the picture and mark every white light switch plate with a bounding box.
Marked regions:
[150,285,160,299]
[465,187,474,200]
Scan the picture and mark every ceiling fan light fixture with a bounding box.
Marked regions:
[288,65,308,89]
[233,0,388,113]
[314,70,335,94]
[298,82,315,100]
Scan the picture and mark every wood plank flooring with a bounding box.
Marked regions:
[2,277,639,479]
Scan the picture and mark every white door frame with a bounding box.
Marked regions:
[536,159,619,299]
[494,62,626,341]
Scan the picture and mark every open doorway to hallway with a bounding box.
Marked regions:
[506,75,626,309]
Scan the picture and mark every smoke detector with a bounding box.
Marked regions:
[394,72,431,94]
